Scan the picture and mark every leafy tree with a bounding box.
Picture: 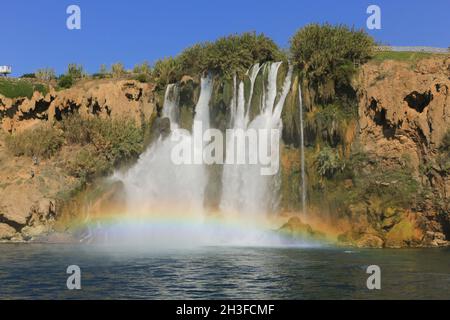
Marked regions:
[133,61,151,75]
[67,63,85,79]
[99,64,109,76]
[178,32,285,78]
[151,57,181,89]
[290,23,376,103]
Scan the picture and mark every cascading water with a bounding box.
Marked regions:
[104,77,212,247]
[220,62,293,219]
[88,63,311,248]
[298,84,307,215]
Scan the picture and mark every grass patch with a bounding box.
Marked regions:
[0,78,49,99]
[5,126,64,158]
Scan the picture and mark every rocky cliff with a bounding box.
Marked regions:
[352,57,450,247]
[0,58,448,247]
[0,79,156,241]
[280,56,449,248]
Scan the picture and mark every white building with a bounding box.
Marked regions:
[0,66,12,76]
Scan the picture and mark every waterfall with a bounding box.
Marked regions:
[298,84,307,215]
[95,64,302,247]
[117,77,212,221]
[220,62,293,218]
[162,83,179,126]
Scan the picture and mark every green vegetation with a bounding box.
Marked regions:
[437,130,450,175]
[178,32,285,78]
[290,23,375,104]
[57,75,74,89]
[59,115,144,181]
[133,61,152,83]
[66,63,85,79]
[111,62,125,78]
[5,126,64,158]
[151,32,285,89]
[152,57,182,89]
[20,73,36,79]
[372,50,438,63]
[35,68,56,81]
[0,78,49,98]
[315,147,345,179]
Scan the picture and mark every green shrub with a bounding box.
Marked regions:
[57,75,74,89]
[133,61,151,75]
[5,126,64,158]
[67,148,110,181]
[20,73,36,79]
[59,115,144,167]
[315,147,345,179]
[134,73,150,83]
[67,63,85,79]
[0,78,49,99]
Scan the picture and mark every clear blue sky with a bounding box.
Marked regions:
[2,0,449,76]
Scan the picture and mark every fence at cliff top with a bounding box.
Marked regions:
[377,46,449,54]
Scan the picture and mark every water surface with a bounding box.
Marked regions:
[0,244,448,299]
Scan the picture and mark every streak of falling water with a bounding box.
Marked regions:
[298,83,307,215]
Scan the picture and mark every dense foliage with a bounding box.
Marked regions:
[290,23,375,103]
[178,32,285,78]
[59,115,144,181]
[0,78,48,99]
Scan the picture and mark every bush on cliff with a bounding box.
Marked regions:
[437,130,450,175]
[0,78,49,99]
[290,23,375,103]
[151,32,285,89]
[59,115,144,179]
[178,32,286,79]
[314,147,345,179]
[5,126,64,158]
[151,57,181,89]
[57,75,74,89]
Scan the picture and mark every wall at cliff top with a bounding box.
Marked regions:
[0,57,449,247]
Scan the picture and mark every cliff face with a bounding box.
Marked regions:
[0,59,448,247]
[0,79,155,133]
[0,80,156,242]
[353,57,449,247]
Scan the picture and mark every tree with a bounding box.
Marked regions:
[133,61,151,75]
[35,68,56,81]
[99,64,109,76]
[111,62,125,78]
[67,63,85,79]
[290,23,376,103]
